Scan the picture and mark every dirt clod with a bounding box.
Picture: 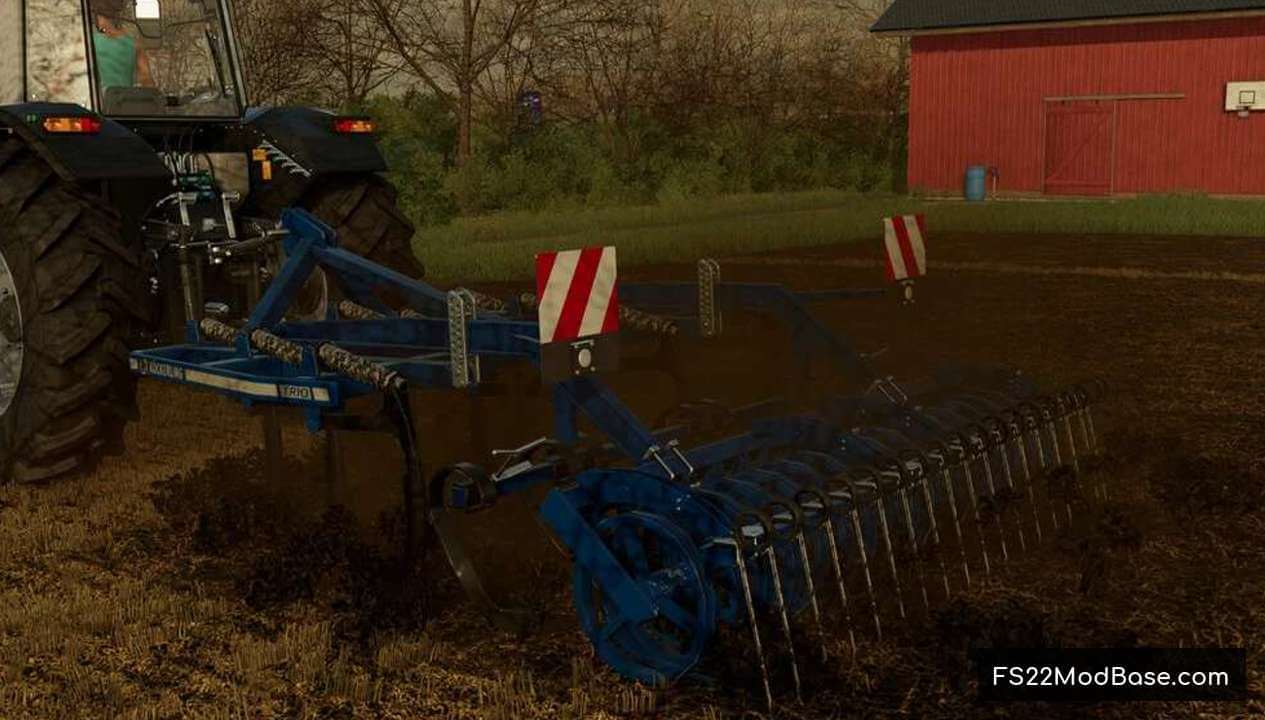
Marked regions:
[1148,453,1264,515]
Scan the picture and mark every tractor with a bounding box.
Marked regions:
[0,0,423,481]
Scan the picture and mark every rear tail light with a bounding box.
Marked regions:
[41,116,103,134]
[333,117,375,134]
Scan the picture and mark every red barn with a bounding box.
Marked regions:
[873,0,1265,196]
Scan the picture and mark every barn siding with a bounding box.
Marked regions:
[909,17,1265,195]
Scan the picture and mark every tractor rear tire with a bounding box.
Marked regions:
[0,140,148,482]
[301,175,424,280]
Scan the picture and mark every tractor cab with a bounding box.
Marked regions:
[7,0,245,120]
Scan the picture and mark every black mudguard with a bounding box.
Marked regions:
[0,103,169,182]
[244,106,386,177]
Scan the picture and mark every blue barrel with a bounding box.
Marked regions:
[965,165,988,201]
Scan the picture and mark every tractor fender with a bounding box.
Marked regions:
[0,103,169,182]
[243,106,387,179]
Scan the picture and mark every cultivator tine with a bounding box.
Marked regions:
[971,430,1011,563]
[847,505,883,640]
[954,439,993,576]
[1040,400,1076,527]
[1081,384,1102,452]
[929,444,972,589]
[1041,401,1064,467]
[1062,391,1103,502]
[1058,396,1082,477]
[765,546,802,701]
[907,452,952,599]
[1000,426,1028,553]
[1041,399,1078,526]
[1005,413,1042,544]
[821,514,858,654]
[1022,405,1061,533]
[985,420,1026,554]
[795,531,829,662]
[728,536,774,714]
[1075,382,1110,501]
[887,466,931,615]
[1073,391,1095,456]
[873,491,907,620]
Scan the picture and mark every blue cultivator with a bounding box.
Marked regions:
[130,209,1107,712]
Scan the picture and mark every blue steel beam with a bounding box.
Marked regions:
[554,376,659,462]
[273,318,541,360]
[619,282,879,382]
[313,246,448,315]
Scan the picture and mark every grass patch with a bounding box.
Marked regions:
[416,191,1265,282]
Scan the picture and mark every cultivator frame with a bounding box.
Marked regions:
[130,209,1107,712]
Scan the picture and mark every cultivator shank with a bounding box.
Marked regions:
[129,209,1107,711]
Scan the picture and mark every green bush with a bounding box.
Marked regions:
[359,91,906,225]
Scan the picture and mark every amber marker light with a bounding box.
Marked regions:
[41,116,103,134]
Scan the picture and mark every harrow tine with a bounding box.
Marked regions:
[1039,400,1075,527]
[929,444,972,589]
[821,514,858,654]
[870,481,908,620]
[1077,383,1110,502]
[834,478,885,640]
[728,535,775,714]
[970,428,1010,563]
[952,438,993,575]
[1072,390,1095,455]
[1041,401,1064,468]
[905,451,952,599]
[1082,386,1102,453]
[1005,412,1043,544]
[887,466,931,615]
[1022,405,1061,533]
[845,499,883,640]
[987,419,1026,554]
[795,531,829,663]
[1064,390,1106,503]
[765,546,803,702]
[991,420,1022,549]
[1058,396,1082,477]
[1077,387,1098,450]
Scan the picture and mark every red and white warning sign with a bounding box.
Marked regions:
[882,214,928,282]
[536,246,620,343]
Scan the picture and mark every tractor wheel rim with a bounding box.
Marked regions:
[0,247,23,417]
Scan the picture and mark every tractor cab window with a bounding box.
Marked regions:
[89,0,242,117]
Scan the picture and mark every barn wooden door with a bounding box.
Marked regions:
[1043,101,1115,196]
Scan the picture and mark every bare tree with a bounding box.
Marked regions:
[232,0,400,108]
[232,0,320,105]
[365,0,546,164]
[305,0,403,108]
[833,0,909,186]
